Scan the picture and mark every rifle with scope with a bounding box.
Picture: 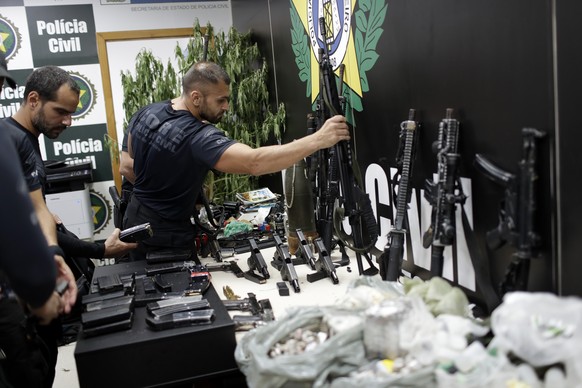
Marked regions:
[474,127,545,294]
[381,109,419,281]
[423,108,467,277]
[306,15,379,276]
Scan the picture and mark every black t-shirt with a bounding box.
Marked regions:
[2,117,44,193]
[129,101,236,221]
[3,117,106,262]
[0,128,56,308]
[120,130,134,194]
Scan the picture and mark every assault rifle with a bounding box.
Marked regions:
[474,127,545,294]
[307,16,379,276]
[423,108,467,277]
[381,109,419,281]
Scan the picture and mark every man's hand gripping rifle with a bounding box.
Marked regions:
[423,108,467,277]
[474,127,545,294]
[308,15,379,276]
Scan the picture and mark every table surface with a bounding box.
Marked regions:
[74,260,239,388]
[199,244,366,326]
[73,241,368,387]
[75,261,235,348]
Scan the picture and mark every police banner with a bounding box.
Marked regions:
[26,4,97,67]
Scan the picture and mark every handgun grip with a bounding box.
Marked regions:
[108,185,121,208]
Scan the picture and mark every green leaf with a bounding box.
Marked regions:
[368,3,388,32]
[360,73,369,93]
[354,10,367,32]
[360,0,372,12]
[364,29,383,52]
[360,51,379,73]
[352,0,387,101]
[120,18,286,204]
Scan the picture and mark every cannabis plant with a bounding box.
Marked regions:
[120,20,286,203]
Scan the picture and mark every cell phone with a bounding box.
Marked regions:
[119,222,153,243]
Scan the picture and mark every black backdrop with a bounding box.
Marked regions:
[555,0,582,296]
[232,0,581,305]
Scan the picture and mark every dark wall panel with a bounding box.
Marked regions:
[556,0,582,296]
[357,0,555,297]
[232,0,283,194]
[233,0,563,306]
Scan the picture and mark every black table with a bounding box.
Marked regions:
[74,261,240,388]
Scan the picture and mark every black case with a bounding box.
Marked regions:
[81,304,132,328]
[148,300,210,318]
[145,249,193,264]
[85,295,134,312]
[97,274,123,294]
[82,289,126,305]
[82,313,134,337]
[145,309,214,331]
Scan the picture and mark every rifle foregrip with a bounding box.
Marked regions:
[361,193,379,241]
[384,233,404,281]
[108,186,121,208]
[307,114,317,136]
[430,245,445,277]
[320,220,334,253]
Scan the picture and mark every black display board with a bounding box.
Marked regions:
[233,0,570,308]
[555,0,582,296]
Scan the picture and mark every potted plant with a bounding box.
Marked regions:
[120,20,286,203]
